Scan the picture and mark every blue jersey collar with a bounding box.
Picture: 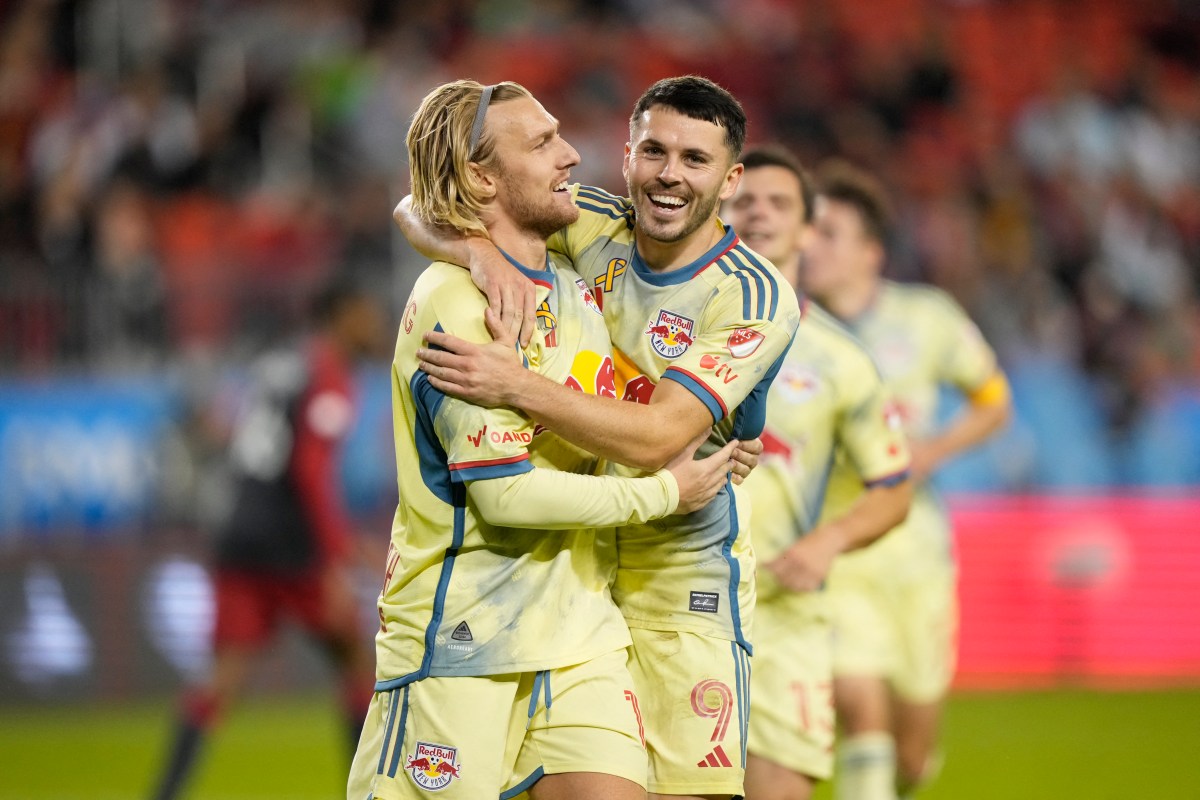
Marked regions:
[631,222,738,286]
[498,247,556,289]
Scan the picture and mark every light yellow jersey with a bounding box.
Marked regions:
[821,280,999,576]
[375,253,682,690]
[744,302,911,608]
[549,184,803,651]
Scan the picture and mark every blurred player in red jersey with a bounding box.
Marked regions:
[148,279,387,800]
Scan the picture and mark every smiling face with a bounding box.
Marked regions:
[481,95,581,239]
[724,164,810,281]
[623,105,743,249]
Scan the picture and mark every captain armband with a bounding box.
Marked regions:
[966,371,1010,408]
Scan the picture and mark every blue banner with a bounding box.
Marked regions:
[0,378,178,535]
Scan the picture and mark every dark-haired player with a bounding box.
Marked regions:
[399,76,802,800]
[725,146,913,800]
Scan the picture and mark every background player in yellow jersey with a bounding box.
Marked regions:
[723,146,914,800]
[801,162,1012,800]
[350,79,738,800]
[402,77,802,800]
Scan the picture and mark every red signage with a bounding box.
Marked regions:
[952,495,1200,688]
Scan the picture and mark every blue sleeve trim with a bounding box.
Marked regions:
[864,467,911,489]
[661,369,724,423]
[449,456,533,483]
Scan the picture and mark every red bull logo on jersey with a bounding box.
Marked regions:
[725,327,764,359]
[564,350,617,398]
[775,364,821,405]
[883,400,905,430]
[406,742,461,790]
[575,278,603,316]
[646,310,696,359]
[613,348,657,404]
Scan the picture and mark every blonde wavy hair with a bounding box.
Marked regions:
[407,80,531,237]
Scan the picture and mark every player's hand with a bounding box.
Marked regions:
[468,242,537,348]
[667,433,738,515]
[763,529,842,592]
[417,331,523,407]
[730,436,763,485]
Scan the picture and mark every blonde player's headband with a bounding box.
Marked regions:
[468,85,496,158]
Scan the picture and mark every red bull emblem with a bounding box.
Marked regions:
[563,350,617,398]
[406,741,462,790]
[775,364,821,405]
[646,310,696,359]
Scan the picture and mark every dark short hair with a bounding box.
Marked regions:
[816,159,894,245]
[742,145,817,224]
[630,75,747,158]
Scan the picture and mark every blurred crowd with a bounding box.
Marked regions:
[1,0,1199,481]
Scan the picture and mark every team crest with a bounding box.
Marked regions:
[575,278,603,315]
[405,741,462,791]
[645,310,696,359]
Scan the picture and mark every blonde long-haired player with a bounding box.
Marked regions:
[348,80,739,800]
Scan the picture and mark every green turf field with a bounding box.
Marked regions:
[2,688,1198,799]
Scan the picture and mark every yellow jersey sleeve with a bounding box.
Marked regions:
[661,281,796,427]
[420,278,536,483]
[467,467,678,528]
[836,348,911,488]
[928,288,999,394]
[548,184,635,263]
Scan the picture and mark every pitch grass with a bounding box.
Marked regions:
[2,688,1198,799]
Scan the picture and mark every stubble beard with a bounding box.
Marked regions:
[632,182,722,245]
[497,163,578,241]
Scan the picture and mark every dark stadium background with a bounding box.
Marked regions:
[1,0,1198,797]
